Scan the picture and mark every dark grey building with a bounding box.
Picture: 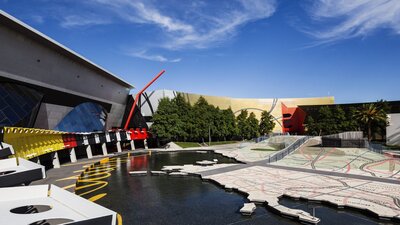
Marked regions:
[0,10,134,132]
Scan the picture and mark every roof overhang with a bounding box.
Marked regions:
[0,10,134,89]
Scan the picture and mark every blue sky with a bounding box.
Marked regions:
[1,0,400,103]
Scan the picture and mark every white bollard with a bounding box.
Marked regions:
[102,143,108,156]
[52,152,61,168]
[86,145,93,159]
[116,142,122,152]
[130,140,135,150]
[144,139,148,150]
[69,148,77,163]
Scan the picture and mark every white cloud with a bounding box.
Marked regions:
[61,14,110,28]
[87,0,277,49]
[30,15,44,24]
[91,0,193,33]
[126,50,181,63]
[306,0,400,42]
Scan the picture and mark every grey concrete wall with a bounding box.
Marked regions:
[34,103,73,130]
[140,89,177,127]
[0,23,131,129]
[387,113,400,146]
[140,89,177,117]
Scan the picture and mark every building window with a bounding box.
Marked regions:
[0,82,43,127]
[54,102,107,132]
[283,113,292,118]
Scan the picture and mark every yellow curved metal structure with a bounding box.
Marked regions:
[1,127,67,159]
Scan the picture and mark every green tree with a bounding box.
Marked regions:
[192,96,214,142]
[237,110,249,140]
[333,105,347,133]
[343,107,359,131]
[210,106,223,141]
[222,107,238,140]
[150,98,182,141]
[259,110,275,135]
[173,93,192,141]
[247,112,260,139]
[353,103,388,141]
[305,116,318,136]
[317,106,335,135]
[373,100,391,139]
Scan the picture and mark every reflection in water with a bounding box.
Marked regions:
[76,151,396,225]
[128,151,239,171]
[129,155,149,171]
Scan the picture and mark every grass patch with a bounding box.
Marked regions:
[175,141,238,148]
[251,147,277,151]
[208,141,238,146]
[175,142,201,148]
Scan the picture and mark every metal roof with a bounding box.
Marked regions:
[0,10,134,89]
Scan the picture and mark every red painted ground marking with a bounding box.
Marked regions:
[299,147,313,161]
[345,162,351,174]
[366,159,397,174]
[317,147,338,162]
[343,197,349,205]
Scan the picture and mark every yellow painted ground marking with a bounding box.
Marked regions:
[62,159,106,167]
[56,175,79,182]
[100,158,109,164]
[79,172,111,181]
[76,180,108,196]
[88,193,107,202]
[73,156,130,200]
[73,169,85,173]
[117,213,123,225]
[62,184,76,190]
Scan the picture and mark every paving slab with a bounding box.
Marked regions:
[272,139,400,180]
[240,203,256,215]
[129,171,148,176]
[150,171,167,175]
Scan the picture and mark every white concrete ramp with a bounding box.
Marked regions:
[0,158,45,187]
[0,184,117,225]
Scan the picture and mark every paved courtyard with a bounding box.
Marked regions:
[273,139,400,180]
[212,136,301,162]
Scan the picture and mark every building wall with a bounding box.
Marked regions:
[281,103,307,134]
[387,113,400,146]
[34,103,73,130]
[0,19,131,129]
[139,89,334,133]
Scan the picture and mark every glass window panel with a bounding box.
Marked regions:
[54,102,106,132]
[0,83,43,127]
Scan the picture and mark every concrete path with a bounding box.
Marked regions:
[198,164,249,177]
[198,159,400,185]
[261,164,400,185]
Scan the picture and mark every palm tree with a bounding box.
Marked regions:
[353,103,387,141]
